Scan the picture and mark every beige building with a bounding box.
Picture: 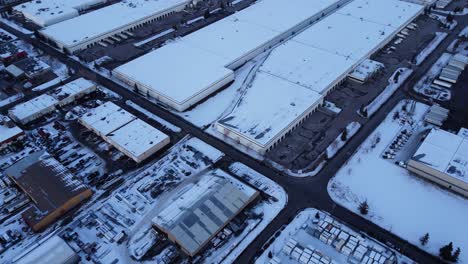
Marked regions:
[408,128,468,197]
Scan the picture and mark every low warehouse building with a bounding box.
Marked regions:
[0,115,25,150]
[5,57,51,79]
[152,170,259,257]
[39,0,193,53]
[408,128,468,197]
[13,0,110,27]
[106,119,171,163]
[9,78,96,124]
[216,0,423,154]
[5,151,92,231]
[9,94,58,124]
[79,102,170,162]
[113,0,348,111]
[13,235,79,264]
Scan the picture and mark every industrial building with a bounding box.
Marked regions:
[113,0,349,111]
[5,151,93,231]
[13,235,79,264]
[9,78,96,124]
[0,42,27,65]
[217,72,324,154]
[216,0,423,155]
[152,170,259,256]
[5,57,51,79]
[408,128,468,197]
[0,115,24,150]
[13,0,110,27]
[79,102,170,162]
[9,94,58,124]
[39,0,193,53]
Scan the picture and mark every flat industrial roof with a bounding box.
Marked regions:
[218,72,323,147]
[114,0,341,108]
[80,101,136,135]
[13,0,107,26]
[412,129,468,184]
[107,119,169,158]
[294,14,395,61]
[51,78,96,100]
[15,236,77,264]
[0,116,23,143]
[217,0,423,150]
[9,94,58,121]
[335,0,424,28]
[260,41,357,94]
[153,170,258,256]
[115,41,233,105]
[41,0,190,47]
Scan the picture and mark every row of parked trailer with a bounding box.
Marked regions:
[432,53,468,90]
[386,22,418,53]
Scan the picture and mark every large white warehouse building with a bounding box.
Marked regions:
[113,0,349,111]
[39,0,193,53]
[14,0,109,27]
[216,0,424,154]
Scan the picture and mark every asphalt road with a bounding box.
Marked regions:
[0,7,467,264]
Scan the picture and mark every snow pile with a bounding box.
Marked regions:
[361,68,413,118]
[326,122,362,159]
[414,32,448,66]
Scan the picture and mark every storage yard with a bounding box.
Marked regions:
[256,209,415,264]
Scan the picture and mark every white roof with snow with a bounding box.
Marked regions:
[412,129,468,183]
[217,0,422,151]
[107,119,169,158]
[41,0,190,47]
[15,236,77,264]
[114,0,342,110]
[335,0,424,28]
[0,116,23,144]
[9,94,58,122]
[260,41,357,94]
[115,41,233,105]
[14,0,107,27]
[80,101,136,135]
[218,72,323,147]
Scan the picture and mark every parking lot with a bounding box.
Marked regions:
[266,15,444,173]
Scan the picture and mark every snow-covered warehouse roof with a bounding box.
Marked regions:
[8,94,58,123]
[152,170,258,256]
[79,101,136,136]
[14,235,79,264]
[107,119,170,162]
[113,0,344,111]
[40,0,190,48]
[412,128,468,183]
[79,102,169,162]
[218,72,323,149]
[216,0,423,153]
[14,0,109,27]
